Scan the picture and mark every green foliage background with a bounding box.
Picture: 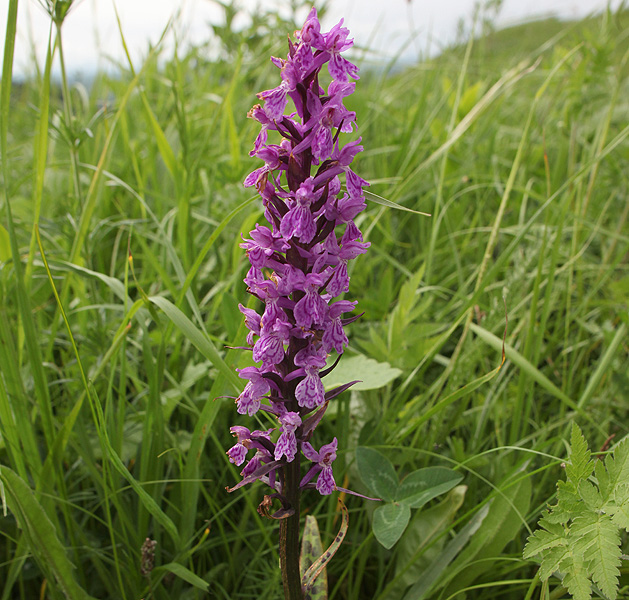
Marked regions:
[1,1,628,598]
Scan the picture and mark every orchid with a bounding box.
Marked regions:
[226,8,368,597]
[228,4,367,500]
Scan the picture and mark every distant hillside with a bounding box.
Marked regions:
[448,8,629,68]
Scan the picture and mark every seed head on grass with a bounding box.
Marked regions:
[140,538,157,577]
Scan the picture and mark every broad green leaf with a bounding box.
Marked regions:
[325,355,402,391]
[396,467,463,508]
[373,503,411,549]
[0,467,97,600]
[156,563,208,591]
[356,446,398,501]
[300,516,327,600]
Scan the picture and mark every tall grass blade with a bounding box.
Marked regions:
[577,322,627,410]
[149,295,242,391]
[1,0,55,451]
[25,22,54,283]
[36,226,182,548]
[155,563,209,591]
[469,323,600,430]
[400,503,490,600]
[0,467,97,600]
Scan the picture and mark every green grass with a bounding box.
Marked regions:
[1,1,628,599]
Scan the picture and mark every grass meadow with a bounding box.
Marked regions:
[1,1,628,598]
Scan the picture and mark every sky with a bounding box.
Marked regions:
[2,0,623,78]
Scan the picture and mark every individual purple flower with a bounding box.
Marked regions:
[240,224,289,269]
[326,261,349,297]
[227,426,251,466]
[294,339,328,409]
[323,20,359,81]
[247,104,273,155]
[346,168,369,200]
[257,82,290,119]
[236,367,270,416]
[293,87,356,161]
[227,426,273,466]
[244,144,286,190]
[295,366,325,409]
[301,438,338,495]
[325,193,365,224]
[340,227,370,258]
[298,7,325,49]
[293,273,327,329]
[294,342,328,369]
[252,317,291,366]
[275,412,302,462]
[240,449,269,479]
[280,178,319,243]
[323,300,357,353]
[238,304,261,346]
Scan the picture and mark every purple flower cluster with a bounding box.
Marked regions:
[226,8,369,504]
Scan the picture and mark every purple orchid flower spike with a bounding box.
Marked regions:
[225,8,370,598]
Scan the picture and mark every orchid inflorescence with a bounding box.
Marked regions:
[226,7,369,513]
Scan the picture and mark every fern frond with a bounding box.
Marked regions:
[566,424,594,484]
[608,484,629,532]
[553,480,583,523]
[577,480,602,511]
[561,551,592,600]
[538,544,571,581]
[595,459,611,502]
[600,438,629,501]
[523,514,567,558]
[571,512,620,600]
[525,425,629,600]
